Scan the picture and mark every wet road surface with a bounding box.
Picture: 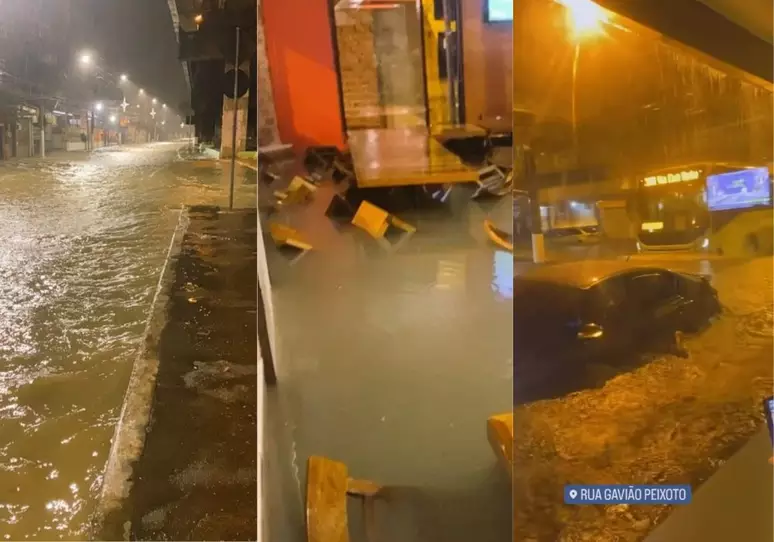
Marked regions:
[0,144,254,540]
[263,178,514,541]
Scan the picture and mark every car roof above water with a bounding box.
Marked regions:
[516,260,665,290]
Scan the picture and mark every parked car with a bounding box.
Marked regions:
[579,225,600,235]
[514,260,721,385]
[545,226,601,244]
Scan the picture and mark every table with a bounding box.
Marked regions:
[346,128,479,188]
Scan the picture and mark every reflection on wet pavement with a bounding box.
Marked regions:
[264,187,513,542]
[0,143,254,540]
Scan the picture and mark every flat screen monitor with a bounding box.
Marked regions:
[706,167,771,211]
[485,0,512,22]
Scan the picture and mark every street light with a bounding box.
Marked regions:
[78,52,93,66]
[194,14,204,25]
[139,88,145,95]
[95,102,104,111]
[558,0,609,40]
[152,98,157,105]
[162,104,167,109]
[109,115,117,123]
[120,74,128,82]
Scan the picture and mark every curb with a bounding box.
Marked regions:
[89,207,190,541]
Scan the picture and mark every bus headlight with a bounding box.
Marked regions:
[701,237,710,249]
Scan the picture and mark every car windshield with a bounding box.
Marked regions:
[637,185,710,245]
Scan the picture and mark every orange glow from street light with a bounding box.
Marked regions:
[194,14,204,25]
[559,0,609,39]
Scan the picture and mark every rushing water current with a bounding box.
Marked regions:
[0,143,254,540]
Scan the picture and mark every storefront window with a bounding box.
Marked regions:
[333,2,427,130]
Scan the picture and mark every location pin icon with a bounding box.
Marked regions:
[569,489,578,499]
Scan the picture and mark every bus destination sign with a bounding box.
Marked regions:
[642,169,701,187]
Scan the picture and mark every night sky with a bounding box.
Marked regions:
[78,0,189,111]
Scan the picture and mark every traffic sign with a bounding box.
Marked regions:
[224,69,250,99]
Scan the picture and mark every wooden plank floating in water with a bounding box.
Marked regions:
[306,456,383,542]
[306,456,350,542]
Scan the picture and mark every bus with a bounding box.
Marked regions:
[635,163,773,254]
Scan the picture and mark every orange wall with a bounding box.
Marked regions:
[461,0,513,122]
[262,0,346,150]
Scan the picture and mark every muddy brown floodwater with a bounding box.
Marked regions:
[0,144,254,540]
[512,257,773,542]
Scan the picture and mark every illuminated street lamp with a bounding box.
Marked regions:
[109,115,117,123]
[78,52,93,66]
[139,88,145,95]
[162,104,167,109]
[194,14,204,25]
[152,98,157,105]
[120,74,128,82]
[558,0,609,40]
[95,102,104,112]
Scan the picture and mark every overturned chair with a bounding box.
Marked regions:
[274,176,319,208]
[483,219,514,252]
[268,222,313,266]
[306,455,383,542]
[351,200,416,252]
[303,146,356,185]
[472,165,513,199]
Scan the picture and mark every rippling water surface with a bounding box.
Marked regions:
[0,144,254,540]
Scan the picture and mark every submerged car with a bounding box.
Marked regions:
[514,260,721,381]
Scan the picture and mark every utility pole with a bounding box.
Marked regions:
[522,146,546,263]
[40,105,46,158]
[89,109,94,151]
[228,25,240,210]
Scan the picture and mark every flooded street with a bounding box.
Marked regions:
[0,143,254,540]
[264,191,514,541]
[511,256,773,541]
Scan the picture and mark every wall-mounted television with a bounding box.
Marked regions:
[484,0,512,22]
[706,167,771,211]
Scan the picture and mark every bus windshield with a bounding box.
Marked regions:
[637,184,709,247]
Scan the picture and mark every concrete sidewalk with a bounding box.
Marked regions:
[646,428,773,542]
[96,206,258,541]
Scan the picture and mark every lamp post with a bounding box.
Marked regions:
[515,0,610,263]
[560,0,608,150]
[76,50,129,151]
